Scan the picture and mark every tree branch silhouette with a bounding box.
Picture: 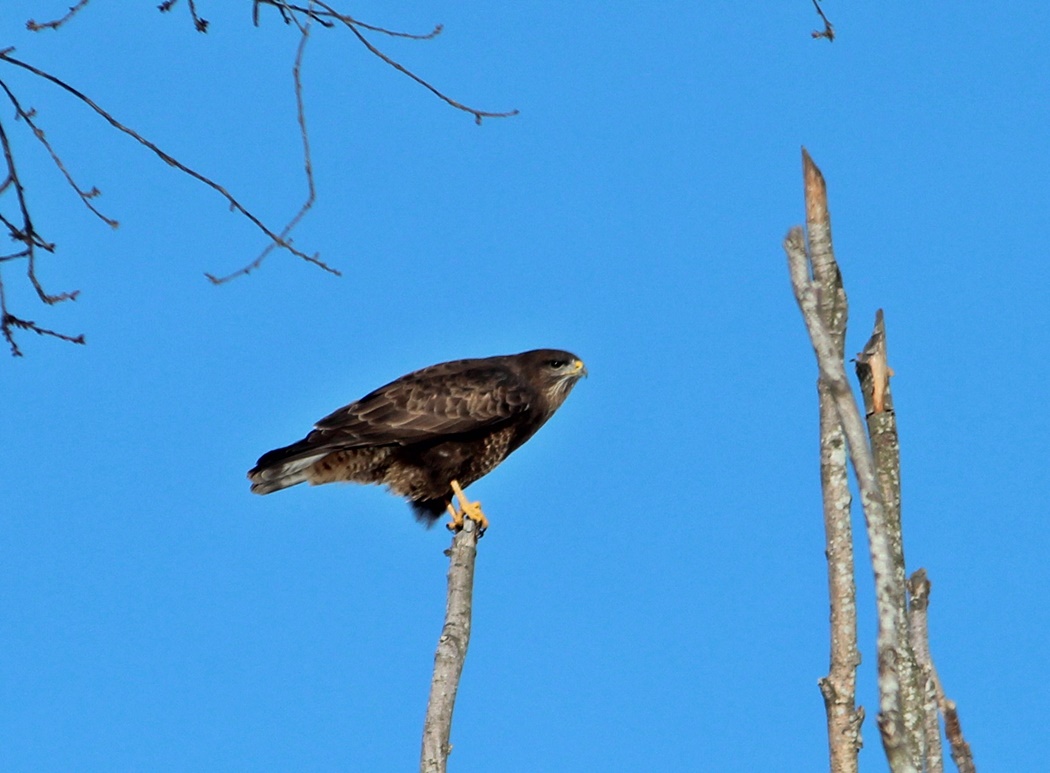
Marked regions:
[25,0,92,32]
[810,0,835,41]
[2,1,518,355]
[205,10,319,284]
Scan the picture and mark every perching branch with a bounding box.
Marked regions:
[801,149,863,773]
[421,518,479,773]
[785,150,916,773]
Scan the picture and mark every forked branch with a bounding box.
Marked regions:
[255,0,519,125]
[5,1,518,354]
[785,150,916,772]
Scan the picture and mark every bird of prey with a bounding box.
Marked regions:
[248,349,586,530]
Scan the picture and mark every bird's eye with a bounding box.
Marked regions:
[547,359,568,369]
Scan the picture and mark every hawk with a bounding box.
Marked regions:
[248,349,586,530]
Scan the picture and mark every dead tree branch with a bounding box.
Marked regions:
[0,50,332,271]
[0,102,85,355]
[6,1,517,354]
[785,150,916,773]
[255,0,519,125]
[0,79,117,228]
[801,149,863,773]
[855,310,925,764]
[26,0,92,32]
[906,570,944,772]
[907,570,977,773]
[421,518,479,773]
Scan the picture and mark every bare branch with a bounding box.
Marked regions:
[785,152,917,772]
[907,570,944,772]
[158,0,210,33]
[0,112,81,309]
[258,1,442,38]
[421,518,479,773]
[258,0,519,125]
[907,571,976,773]
[0,270,85,356]
[207,12,318,283]
[855,310,924,763]
[811,0,836,41]
[0,49,335,275]
[856,310,895,415]
[0,79,118,229]
[26,0,92,32]
[802,149,863,773]
[6,1,517,352]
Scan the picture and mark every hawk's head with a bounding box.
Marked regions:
[515,348,587,407]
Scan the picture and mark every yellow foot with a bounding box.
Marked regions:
[446,502,464,531]
[444,479,489,534]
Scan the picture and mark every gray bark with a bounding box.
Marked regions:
[420,518,479,773]
[800,150,863,773]
[785,216,916,773]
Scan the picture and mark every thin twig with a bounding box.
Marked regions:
[158,0,209,32]
[259,0,518,125]
[26,0,91,32]
[811,0,836,41]
[0,269,85,356]
[421,518,479,773]
[0,107,84,353]
[258,0,441,38]
[0,49,336,276]
[0,79,118,228]
[206,10,318,283]
[0,112,79,308]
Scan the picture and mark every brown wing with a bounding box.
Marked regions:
[251,359,534,478]
[312,363,532,446]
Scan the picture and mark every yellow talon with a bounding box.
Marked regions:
[445,502,464,532]
[447,479,489,533]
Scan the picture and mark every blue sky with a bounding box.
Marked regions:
[3,1,1049,770]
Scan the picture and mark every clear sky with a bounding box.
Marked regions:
[3,1,1049,770]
